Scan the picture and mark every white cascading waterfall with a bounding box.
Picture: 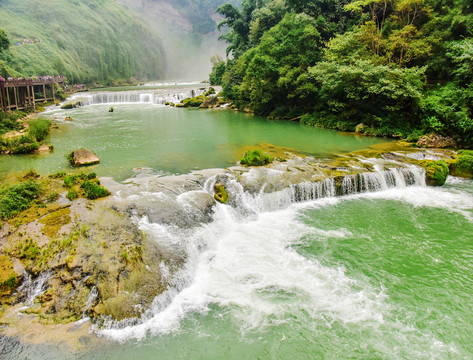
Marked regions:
[70,88,205,107]
[204,165,426,214]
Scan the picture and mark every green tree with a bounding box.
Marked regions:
[0,29,9,54]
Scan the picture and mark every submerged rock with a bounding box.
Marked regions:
[70,149,100,166]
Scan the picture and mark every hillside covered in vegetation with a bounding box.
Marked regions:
[0,0,165,84]
[213,0,473,147]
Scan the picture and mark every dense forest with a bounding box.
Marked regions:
[0,0,165,84]
[212,0,473,147]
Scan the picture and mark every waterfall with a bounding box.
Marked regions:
[71,88,205,107]
[206,165,426,213]
[15,271,51,307]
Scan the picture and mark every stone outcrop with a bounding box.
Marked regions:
[70,149,100,166]
[416,134,457,148]
[199,96,220,109]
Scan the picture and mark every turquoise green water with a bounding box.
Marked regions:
[2,179,472,359]
[0,103,388,180]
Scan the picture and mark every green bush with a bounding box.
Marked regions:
[0,181,40,219]
[28,118,51,142]
[66,190,78,201]
[457,155,473,176]
[87,172,97,180]
[80,180,110,200]
[63,175,78,188]
[240,150,274,166]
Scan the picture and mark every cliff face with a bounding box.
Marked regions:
[0,0,166,84]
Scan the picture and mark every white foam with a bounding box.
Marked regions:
[100,202,386,341]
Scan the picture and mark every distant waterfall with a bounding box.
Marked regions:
[71,88,205,107]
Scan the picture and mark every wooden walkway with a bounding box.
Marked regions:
[0,76,65,112]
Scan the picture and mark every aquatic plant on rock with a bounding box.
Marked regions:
[240,150,274,166]
[450,151,473,178]
[214,182,229,204]
[425,160,449,186]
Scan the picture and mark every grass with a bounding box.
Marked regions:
[0,180,40,219]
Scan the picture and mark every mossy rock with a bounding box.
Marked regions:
[425,160,449,186]
[0,255,17,296]
[240,150,274,166]
[38,207,72,238]
[214,182,229,204]
[450,152,473,178]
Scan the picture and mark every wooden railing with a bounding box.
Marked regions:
[0,76,65,87]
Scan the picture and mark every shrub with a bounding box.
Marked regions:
[87,172,97,180]
[80,180,110,200]
[63,175,78,188]
[240,150,274,166]
[66,190,78,201]
[28,118,51,142]
[0,181,40,219]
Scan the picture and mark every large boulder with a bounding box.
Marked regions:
[416,134,457,148]
[425,160,449,186]
[70,148,99,166]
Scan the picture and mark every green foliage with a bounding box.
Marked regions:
[5,274,16,289]
[240,149,274,166]
[303,60,425,135]
[425,160,449,186]
[14,238,40,260]
[66,190,78,201]
[0,111,24,135]
[456,154,473,176]
[0,181,40,219]
[214,0,473,146]
[80,180,110,200]
[28,118,51,142]
[182,95,205,107]
[0,0,165,83]
[66,152,74,166]
[49,171,66,179]
[0,28,9,54]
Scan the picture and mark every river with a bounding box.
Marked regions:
[1,85,472,359]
